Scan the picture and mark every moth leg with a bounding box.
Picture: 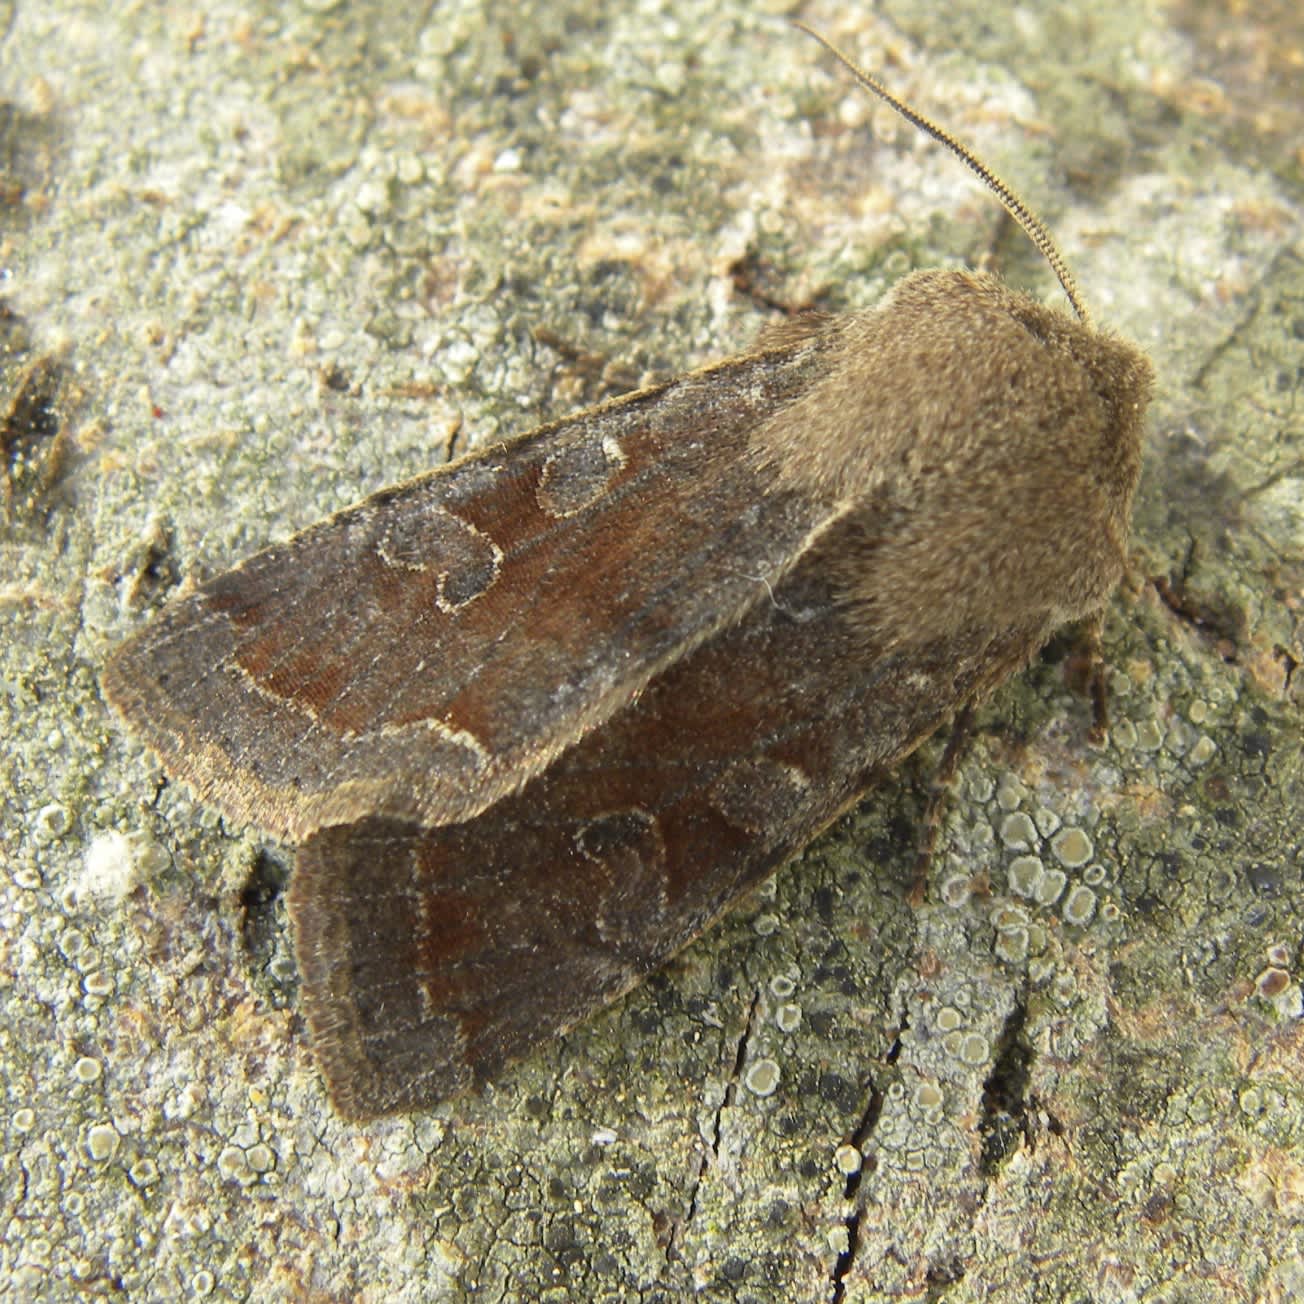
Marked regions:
[530,325,640,400]
[1085,614,1111,744]
[1064,613,1110,744]
[908,699,977,907]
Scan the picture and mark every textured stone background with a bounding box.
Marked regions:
[1,0,1301,1299]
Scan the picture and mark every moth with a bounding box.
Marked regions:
[103,27,1153,1118]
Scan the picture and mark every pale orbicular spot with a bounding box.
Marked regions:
[536,432,626,517]
[708,756,811,834]
[373,507,502,611]
[575,808,663,867]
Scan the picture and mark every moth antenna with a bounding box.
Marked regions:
[794,21,1092,326]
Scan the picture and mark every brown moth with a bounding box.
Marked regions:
[103,27,1153,1118]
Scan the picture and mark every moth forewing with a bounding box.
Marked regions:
[103,335,847,841]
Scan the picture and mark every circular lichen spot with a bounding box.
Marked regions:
[59,929,87,960]
[775,1002,802,1033]
[12,1108,35,1132]
[246,1143,276,1175]
[991,903,1029,931]
[73,1056,102,1085]
[996,777,1025,812]
[82,971,114,998]
[129,1158,159,1187]
[85,1123,119,1162]
[1008,855,1044,898]
[13,861,41,890]
[913,1081,944,1112]
[1051,827,1093,868]
[744,1059,781,1097]
[959,1032,990,1066]
[396,154,424,185]
[1034,868,1067,906]
[1083,863,1108,886]
[191,1269,216,1296]
[80,831,140,903]
[994,926,1029,964]
[940,873,972,908]
[1189,735,1217,766]
[32,802,71,844]
[999,812,1038,850]
[1062,885,1098,926]
[942,1030,966,1058]
[876,1115,905,1150]
[1135,719,1164,751]
[354,178,390,215]
[834,1143,863,1176]
[753,913,780,937]
[935,1005,963,1033]
[217,1145,252,1184]
[1033,807,1062,838]
[769,975,795,999]
[1239,1086,1265,1117]
[1255,967,1291,999]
